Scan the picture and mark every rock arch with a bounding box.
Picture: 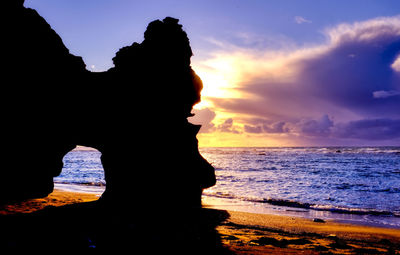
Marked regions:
[1,1,215,208]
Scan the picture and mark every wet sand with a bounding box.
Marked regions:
[218,211,400,254]
[0,189,99,215]
[0,190,399,254]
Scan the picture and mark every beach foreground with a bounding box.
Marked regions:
[217,211,400,254]
[0,190,399,254]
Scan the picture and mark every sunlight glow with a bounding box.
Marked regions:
[193,54,245,109]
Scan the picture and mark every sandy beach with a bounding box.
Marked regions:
[0,189,100,215]
[0,190,399,254]
[217,211,400,254]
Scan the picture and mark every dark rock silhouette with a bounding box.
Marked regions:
[2,0,87,202]
[1,1,215,211]
[0,202,232,253]
[93,17,216,209]
[1,2,222,252]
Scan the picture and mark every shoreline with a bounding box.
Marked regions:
[53,182,400,229]
[205,196,400,254]
[202,196,400,230]
[0,189,399,253]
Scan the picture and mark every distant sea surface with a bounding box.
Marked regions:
[55,146,400,228]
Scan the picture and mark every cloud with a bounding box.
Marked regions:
[242,115,400,141]
[189,108,216,133]
[244,121,289,134]
[189,108,241,134]
[294,16,312,24]
[373,90,400,98]
[196,16,400,144]
[392,55,400,71]
[217,118,241,134]
[295,115,334,137]
[263,121,289,134]
[244,124,263,134]
[333,118,400,140]
[325,16,400,45]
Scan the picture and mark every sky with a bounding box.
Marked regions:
[25,0,400,147]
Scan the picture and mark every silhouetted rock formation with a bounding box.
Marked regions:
[91,17,216,210]
[2,0,87,202]
[1,1,215,211]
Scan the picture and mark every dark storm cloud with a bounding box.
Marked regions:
[332,118,400,140]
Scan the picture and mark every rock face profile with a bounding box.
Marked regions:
[1,1,215,208]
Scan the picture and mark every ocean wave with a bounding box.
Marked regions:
[54,181,106,187]
[200,146,400,154]
[374,187,400,193]
[203,192,400,217]
[310,205,400,217]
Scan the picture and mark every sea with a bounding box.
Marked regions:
[55,146,400,228]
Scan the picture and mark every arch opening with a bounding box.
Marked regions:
[55,146,106,195]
